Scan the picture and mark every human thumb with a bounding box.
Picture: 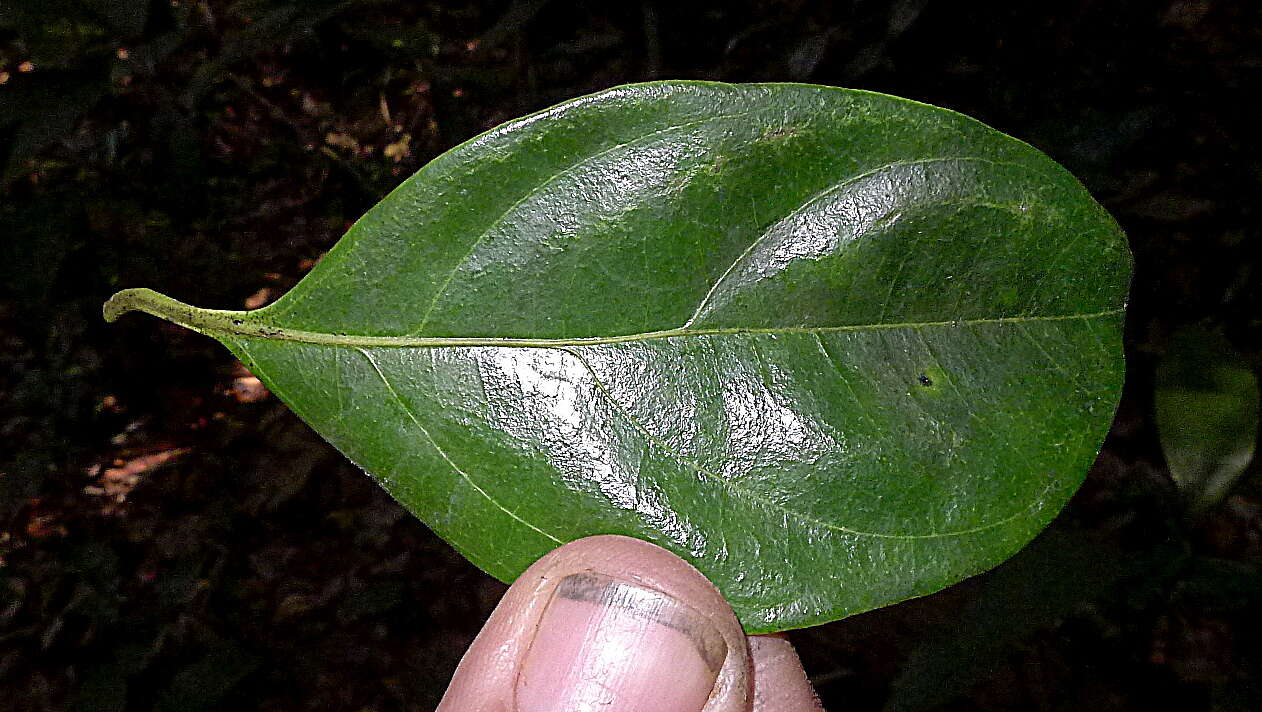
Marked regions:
[436,535,752,712]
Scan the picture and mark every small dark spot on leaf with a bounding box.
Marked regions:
[232,319,243,325]
[918,374,933,387]
[761,126,798,140]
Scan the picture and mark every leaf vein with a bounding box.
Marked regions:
[155,295,1124,349]
[412,108,762,335]
[684,155,1016,327]
[357,347,563,545]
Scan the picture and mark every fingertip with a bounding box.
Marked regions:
[438,536,751,712]
[748,635,825,712]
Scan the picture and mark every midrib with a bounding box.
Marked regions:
[104,288,1122,349]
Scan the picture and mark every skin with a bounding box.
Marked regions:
[438,535,824,712]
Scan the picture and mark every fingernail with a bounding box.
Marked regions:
[516,572,727,712]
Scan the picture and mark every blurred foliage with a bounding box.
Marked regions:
[2,1,1261,710]
[1156,327,1260,519]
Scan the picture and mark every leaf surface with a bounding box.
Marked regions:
[105,82,1130,632]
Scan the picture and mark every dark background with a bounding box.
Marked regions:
[3,1,1261,710]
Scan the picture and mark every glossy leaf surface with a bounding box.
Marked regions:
[105,82,1130,632]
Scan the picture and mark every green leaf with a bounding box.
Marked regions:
[104,81,1130,632]
[1155,326,1259,518]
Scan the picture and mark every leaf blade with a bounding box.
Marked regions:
[106,81,1130,632]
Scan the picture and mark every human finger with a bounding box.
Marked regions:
[437,534,752,712]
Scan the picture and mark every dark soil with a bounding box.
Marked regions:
[2,1,1260,710]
